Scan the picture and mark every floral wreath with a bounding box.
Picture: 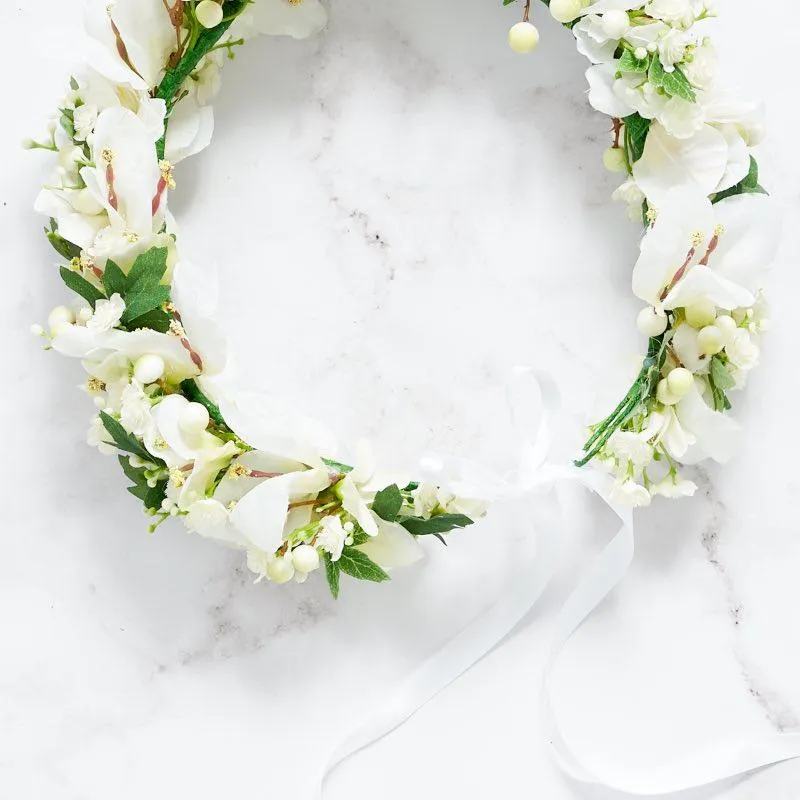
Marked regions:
[29,0,774,593]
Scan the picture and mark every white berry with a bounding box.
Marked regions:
[178,402,210,438]
[637,307,668,337]
[134,354,166,384]
[602,146,627,173]
[508,21,540,54]
[697,325,724,356]
[549,0,582,23]
[666,367,694,398]
[292,545,321,574]
[48,305,75,332]
[601,10,629,39]
[266,557,295,585]
[634,46,648,61]
[195,0,223,29]
[685,299,716,329]
[656,379,679,406]
[714,315,737,336]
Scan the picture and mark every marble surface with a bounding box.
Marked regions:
[2,1,800,798]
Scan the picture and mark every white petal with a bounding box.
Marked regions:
[633,122,728,206]
[357,519,425,571]
[229,474,294,554]
[715,125,750,193]
[339,477,379,537]
[151,395,195,461]
[662,264,755,311]
[586,64,634,118]
[250,0,328,39]
[164,99,215,164]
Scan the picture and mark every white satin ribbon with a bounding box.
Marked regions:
[314,369,800,798]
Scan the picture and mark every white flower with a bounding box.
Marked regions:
[725,328,759,371]
[612,178,646,220]
[73,104,99,141]
[119,379,153,437]
[674,379,740,464]
[654,406,696,460]
[608,430,654,469]
[184,498,231,538]
[632,186,779,312]
[86,293,125,332]
[645,0,695,25]
[671,323,707,373]
[610,479,652,508]
[87,414,115,455]
[682,43,717,89]
[658,28,690,71]
[317,515,347,562]
[357,519,425,571]
[659,96,706,139]
[651,475,698,498]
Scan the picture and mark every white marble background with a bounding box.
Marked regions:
[2,1,800,798]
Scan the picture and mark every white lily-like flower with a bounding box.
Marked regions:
[610,479,652,508]
[653,406,697,460]
[84,0,175,91]
[651,475,698,498]
[675,378,740,464]
[357,519,425,571]
[79,106,167,267]
[632,186,778,312]
[184,498,235,541]
[317,515,348,562]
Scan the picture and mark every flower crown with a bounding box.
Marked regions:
[29,0,774,593]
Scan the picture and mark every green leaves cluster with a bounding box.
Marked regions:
[322,544,389,599]
[623,113,651,166]
[709,355,735,412]
[619,49,696,103]
[99,413,167,512]
[55,245,173,333]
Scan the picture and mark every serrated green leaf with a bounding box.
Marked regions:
[59,108,75,139]
[619,49,649,73]
[126,247,169,289]
[711,356,736,391]
[100,411,153,461]
[118,454,146,484]
[347,524,371,547]
[371,484,403,522]
[125,307,172,333]
[59,266,105,307]
[323,553,340,599]
[712,157,769,203]
[321,458,354,474]
[69,76,80,91]
[400,513,474,537]
[121,284,171,323]
[127,480,168,511]
[624,113,651,164]
[648,58,695,102]
[338,546,390,583]
[102,259,128,297]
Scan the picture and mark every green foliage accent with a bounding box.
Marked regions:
[102,260,128,297]
[401,514,475,537]
[709,356,735,412]
[619,49,649,73]
[712,156,768,203]
[371,484,403,522]
[623,113,651,165]
[322,553,340,599]
[59,108,75,139]
[127,480,168,511]
[648,58,696,102]
[321,458,354,474]
[59,266,105,307]
[337,546,390,584]
[99,411,154,461]
[46,220,82,261]
[119,247,171,324]
[125,308,172,333]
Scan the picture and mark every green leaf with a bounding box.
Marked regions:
[59,108,75,139]
[371,484,403,522]
[128,480,168,511]
[337,547,390,583]
[711,356,736,391]
[102,259,128,298]
[648,58,696,102]
[59,266,105,307]
[69,76,80,91]
[624,113,651,164]
[118,454,146,484]
[125,307,172,333]
[400,514,475,537]
[322,553,340,599]
[46,221,82,261]
[121,284,171,323]
[100,411,153,461]
[126,247,170,289]
[321,458,354,474]
[619,49,649,73]
[179,379,228,427]
[347,524,372,547]
[712,156,768,203]
[502,0,517,5]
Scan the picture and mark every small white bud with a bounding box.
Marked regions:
[22,138,36,150]
[48,305,75,332]
[602,146,627,173]
[685,299,716,329]
[508,21,540,54]
[549,0,582,23]
[601,10,629,39]
[266,557,295,584]
[178,402,210,439]
[714,315,737,336]
[133,354,166,385]
[634,46,648,60]
[30,323,46,337]
[291,545,321,574]
[637,307,668,337]
[697,325,724,356]
[656,378,680,406]
[666,367,694,398]
[195,0,224,29]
